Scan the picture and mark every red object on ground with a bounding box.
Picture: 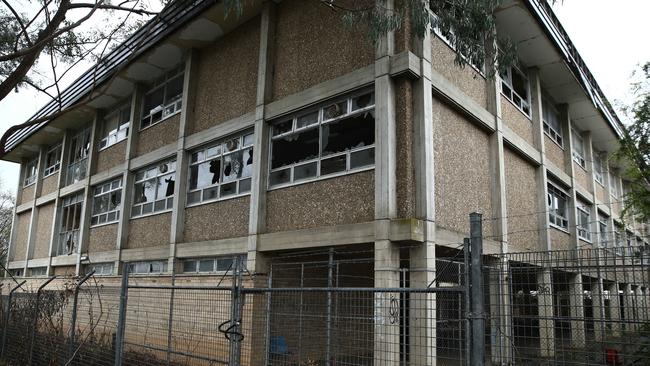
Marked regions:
[605,348,620,365]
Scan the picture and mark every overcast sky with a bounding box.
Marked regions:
[0,0,648,195]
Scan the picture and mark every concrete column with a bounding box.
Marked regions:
[409,241,435,365]
[568,274,585,347]
[45,130,69,276]
[4,162,24,275]
[537,267,555,357]
[247,1,275,275]
[489,257,513,364]
[621,283,633,332]
[24,146,47,272]
[76,112,99,275]
[592,278,606,340]
[607,282,621,336]
[561,106,580,251]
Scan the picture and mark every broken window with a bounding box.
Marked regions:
[547,183,568,229]
[100,101,131,149]
[609,172,620,198]
[501,64,530,116]
[187,131,253,205]
[141,66,184,129]
[577,203,591,241]
[269,90,375,187]
[542,97,563,147]
[132,159,176,217]
[66,128,91,186]
[43,144,62,177]
[128,260,168,274]
[572,127,586,168]
[23,158,38,187]
[91,177,122,226]
[58,192,84,256]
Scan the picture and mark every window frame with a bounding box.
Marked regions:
[91,177,123,227]
[609,172,620,198]
[268,90,376,189]
[140,66,184,130]
[547,183,569,230]
[593,153,604,186]
[131,158,176,218]
[86,262,114,276]
[23,158,38,187]
[29,267,47,277]
[571,128,586,168]
[542,97,563,148]
[500,64,531,117]
[57,192,84,256]
[66,128,91,186]
[43,144,62,178]
[577,205,591,242]
[187,130,254,207]
[181,255,242,274]
[99,102,131,150]
[127,260,168,275]
[598,216,608,247]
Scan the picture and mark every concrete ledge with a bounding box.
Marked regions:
[503,124,542,165]
[59,180,87,197]
[121,245,170,261]
[176,237,247,258]
[84,250,119,263]
[545,160,572,187]
[7,261,26,269]
[35,191,57,206]
[27,257,49,268]
[258,221,375,251]
[184,112,255,150]
[389,51,421,79]
[51,255,78,266]
[90,163,127,186]
[389,218,425,242]
[15,202,31,214]
[574,185,593,204]
[130,143,177,171]
[436,226,501,255]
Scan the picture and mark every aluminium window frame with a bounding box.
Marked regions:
[57,192,84,256]
[23,158,38,187]
[86,262,114,276]
[65,127,91,186]
[571,128,586,168]
[29,267,47,277]
[542,97,563,148]
[609,172,620,198]
[128,260,169,275]
[131,158,176,218]
[268,89,376,190]
[186,130,254,207]
[140,66,184,130]
[547,182,569,230]
[593,153,604,186]
[500,63,531,117]
[181,255,242,274]
[598,216,608,247]
[577,205,592,242]
[99,102,131,150]
[43,144,62,178]
[90,177,123,227]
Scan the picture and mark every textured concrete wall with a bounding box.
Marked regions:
[595,184,606,204]
[41,174,59,196]
[9,211,31,261]
[611,198,622,219]
[545,135,565,170]
[96,140,126,173]
[573,163,592,193]
[191,17,259,135]
[184,196,250,242]
[265,171,375,233]
[33,203,54,259]
[430,36,487,108]
[395,79,415,219]
[271,0,374,101]
[433,98,492,236]
[20,184,34,205]
[501,97,534,146]
[88,224,118,253]
[53,266,76,276]
[505,149,539,252]
[135,114,180,157]
[550,228,571,250]
[127,213,172,249]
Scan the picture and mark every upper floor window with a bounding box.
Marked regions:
[593,153,604,185]
[571,128,585,168]
[501,65,530,116]
[141,66,184,129]
[132,159,176,217]
[91,178,122,226]
[269,91,375,188]
[609,172,619,198]
[542,98,563,147]
[43,144,62,177]
[66,128,91,186]
[100,102,130,150]
[86,262,114,276]
[547,183,568,229]
[23,158,38,187]
[598,215,608,247]
[128,260,168,274]
[577,204,591,241]
[187,131,253,206]
[58,192,84,256]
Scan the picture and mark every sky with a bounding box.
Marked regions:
[0,0,649,195]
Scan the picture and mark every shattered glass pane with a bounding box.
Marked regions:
[294,162,317,181]
[157,174,175,199]
[350,148,375,169]
[135,180,155,204]
[191,160,220,190]
[323,101,347,120]
[222,152,243,183]
[352,93,374,110]
[243,133,254,147]
[242,148,253,178]
[320,155,347,175]
[321,113,375,156]
[207,145,221,157]
[165,75,183,104]
[272,120,292,136]
[297,111,318,129]
[271,127,319,169]
[143,87,164,116]
[224,138,240,153]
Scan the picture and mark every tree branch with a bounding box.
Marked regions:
[2,0,32,49]
[69,2,157,15]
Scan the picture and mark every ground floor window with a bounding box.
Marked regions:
[181,255,244,274]
[86,262,114,276]
[128,260,168,274]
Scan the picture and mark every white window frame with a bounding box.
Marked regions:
[23,158,38,187]
[187,131,254,206]
[609,172,619,198]
[268,90,376,189]
[181,255,243,274]
[57,192,84,256]
[542,97,563,147]
[593,153,604,185]
[86,262,114,276]
[598,216,608,247]
[128,260,168,275]
[66,128,91,186]
[571,128,586,168]
[547,183,569,230]
[140,66,184,130]
[131,159,176,218]
[99,102,131,150]
[91,178,123,227]
[577,205,591,242]
[500,64,531,117]
[43,144,62,178]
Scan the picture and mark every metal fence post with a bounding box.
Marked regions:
[0,280,26,360]
[114,264,129,366]
[229,256,243,366]
[28,275,57,366]
[68,270,95,362]
[469,212,485,366]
